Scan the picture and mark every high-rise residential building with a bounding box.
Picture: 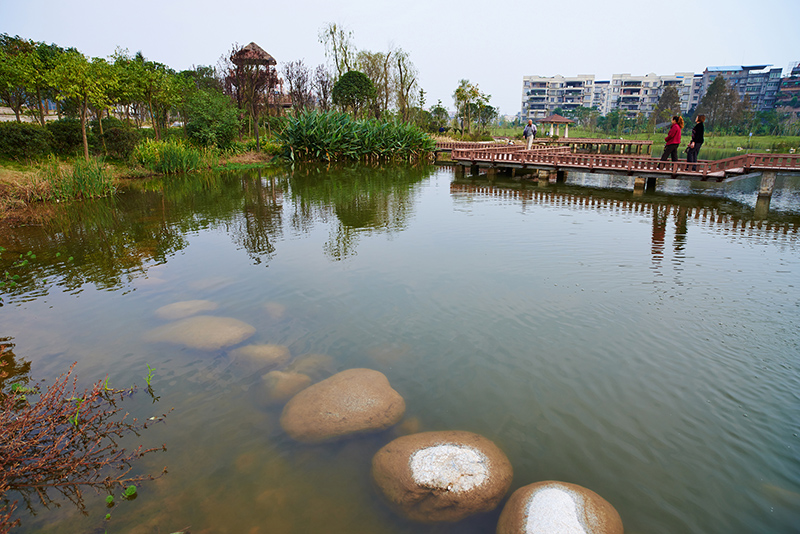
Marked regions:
[776,62,800,119]
[700,65,782,112]
[607,72,695,116]
[521,75,595,119]
[592,81,611,115]
[521,64,784,119]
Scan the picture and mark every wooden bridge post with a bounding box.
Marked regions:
[646,177,657,192]
[556,170,566,183]
[470,163,479,177]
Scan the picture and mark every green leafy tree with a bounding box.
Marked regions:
[453,79,481,134]
[430,100,449,131]
[332,70,376,118]
[50,51,118,160]
[0,34,35,122]
[695,75,747,132]
[650,86,681,131]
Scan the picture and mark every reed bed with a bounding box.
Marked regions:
[277,110,436,163]
[37,155,115,201]
[132,138,206,174]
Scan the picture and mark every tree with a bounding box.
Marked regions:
[313,65,333,112]
[50,51,118,160]
[394,48,418,122]
[0,34,34,122]
[318,23,356,79]
[695,75,747,132]
[356,50,391,118]
[651,86,681,130]
[332,70,376,118]
[453,79,489,134]
[282,59,314,112]
[430,100,449,132]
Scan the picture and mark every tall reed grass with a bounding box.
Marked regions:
[37,155,115,201]
[277,110,436,163]
[132,138,208,174]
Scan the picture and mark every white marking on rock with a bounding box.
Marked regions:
[409,444,489,493]
[525,487,586,534]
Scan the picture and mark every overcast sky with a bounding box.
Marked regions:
[2,0,799,116]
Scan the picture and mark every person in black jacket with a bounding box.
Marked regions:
[687,114,705,168]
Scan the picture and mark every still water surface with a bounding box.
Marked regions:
[2,165,799,534]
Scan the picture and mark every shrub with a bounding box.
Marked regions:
[185,89,241,149]
[0,122,53,160]
[102,127,142,160]
[46,119,84,156]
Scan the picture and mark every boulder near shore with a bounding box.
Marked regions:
[496,480,623,534]
[371,430,513,522]
[280,368,405,443]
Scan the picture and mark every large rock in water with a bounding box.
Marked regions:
[280,368,405,443]
[371,430,513,523]
[496,481,623,534]
[145,315,255,350]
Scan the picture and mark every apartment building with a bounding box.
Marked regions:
[522,72,695,119]
[776,62,800,119]
[521,74,595,119]
[522,64,785,119]
[607,72,695,116]
[700,65,782,112]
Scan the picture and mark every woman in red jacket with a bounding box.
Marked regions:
[660,115,684,161]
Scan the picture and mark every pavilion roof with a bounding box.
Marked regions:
[231,42,277,66]
[540,114,574,124]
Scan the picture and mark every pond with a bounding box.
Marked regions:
[1,165,799,534]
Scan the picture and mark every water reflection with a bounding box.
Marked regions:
[0,337,31,398]
[287,164,433,260]
[0,165,435,304]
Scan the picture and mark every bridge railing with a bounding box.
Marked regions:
[450,148,800,178]
[746,153,800,170]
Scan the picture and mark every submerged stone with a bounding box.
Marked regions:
[260,370,312,405]
[371,430,513,523]
[155,300,218,320]
[145,315,255,350]
[230,344,291,370]
[496,481,623,534]
[280,368,405,443]
[286,353,335,381]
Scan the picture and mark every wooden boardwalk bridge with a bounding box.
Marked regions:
[436,140,800,215]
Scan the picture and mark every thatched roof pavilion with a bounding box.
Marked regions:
[540,113,575,138]
[231,42,277,66]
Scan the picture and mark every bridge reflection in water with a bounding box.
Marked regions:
[449,181,799,269]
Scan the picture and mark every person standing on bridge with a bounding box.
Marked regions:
[660,115,684,161]
[686,114,705,168]
[523,119,537,149]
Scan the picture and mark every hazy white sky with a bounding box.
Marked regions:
[2,0,799,115]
